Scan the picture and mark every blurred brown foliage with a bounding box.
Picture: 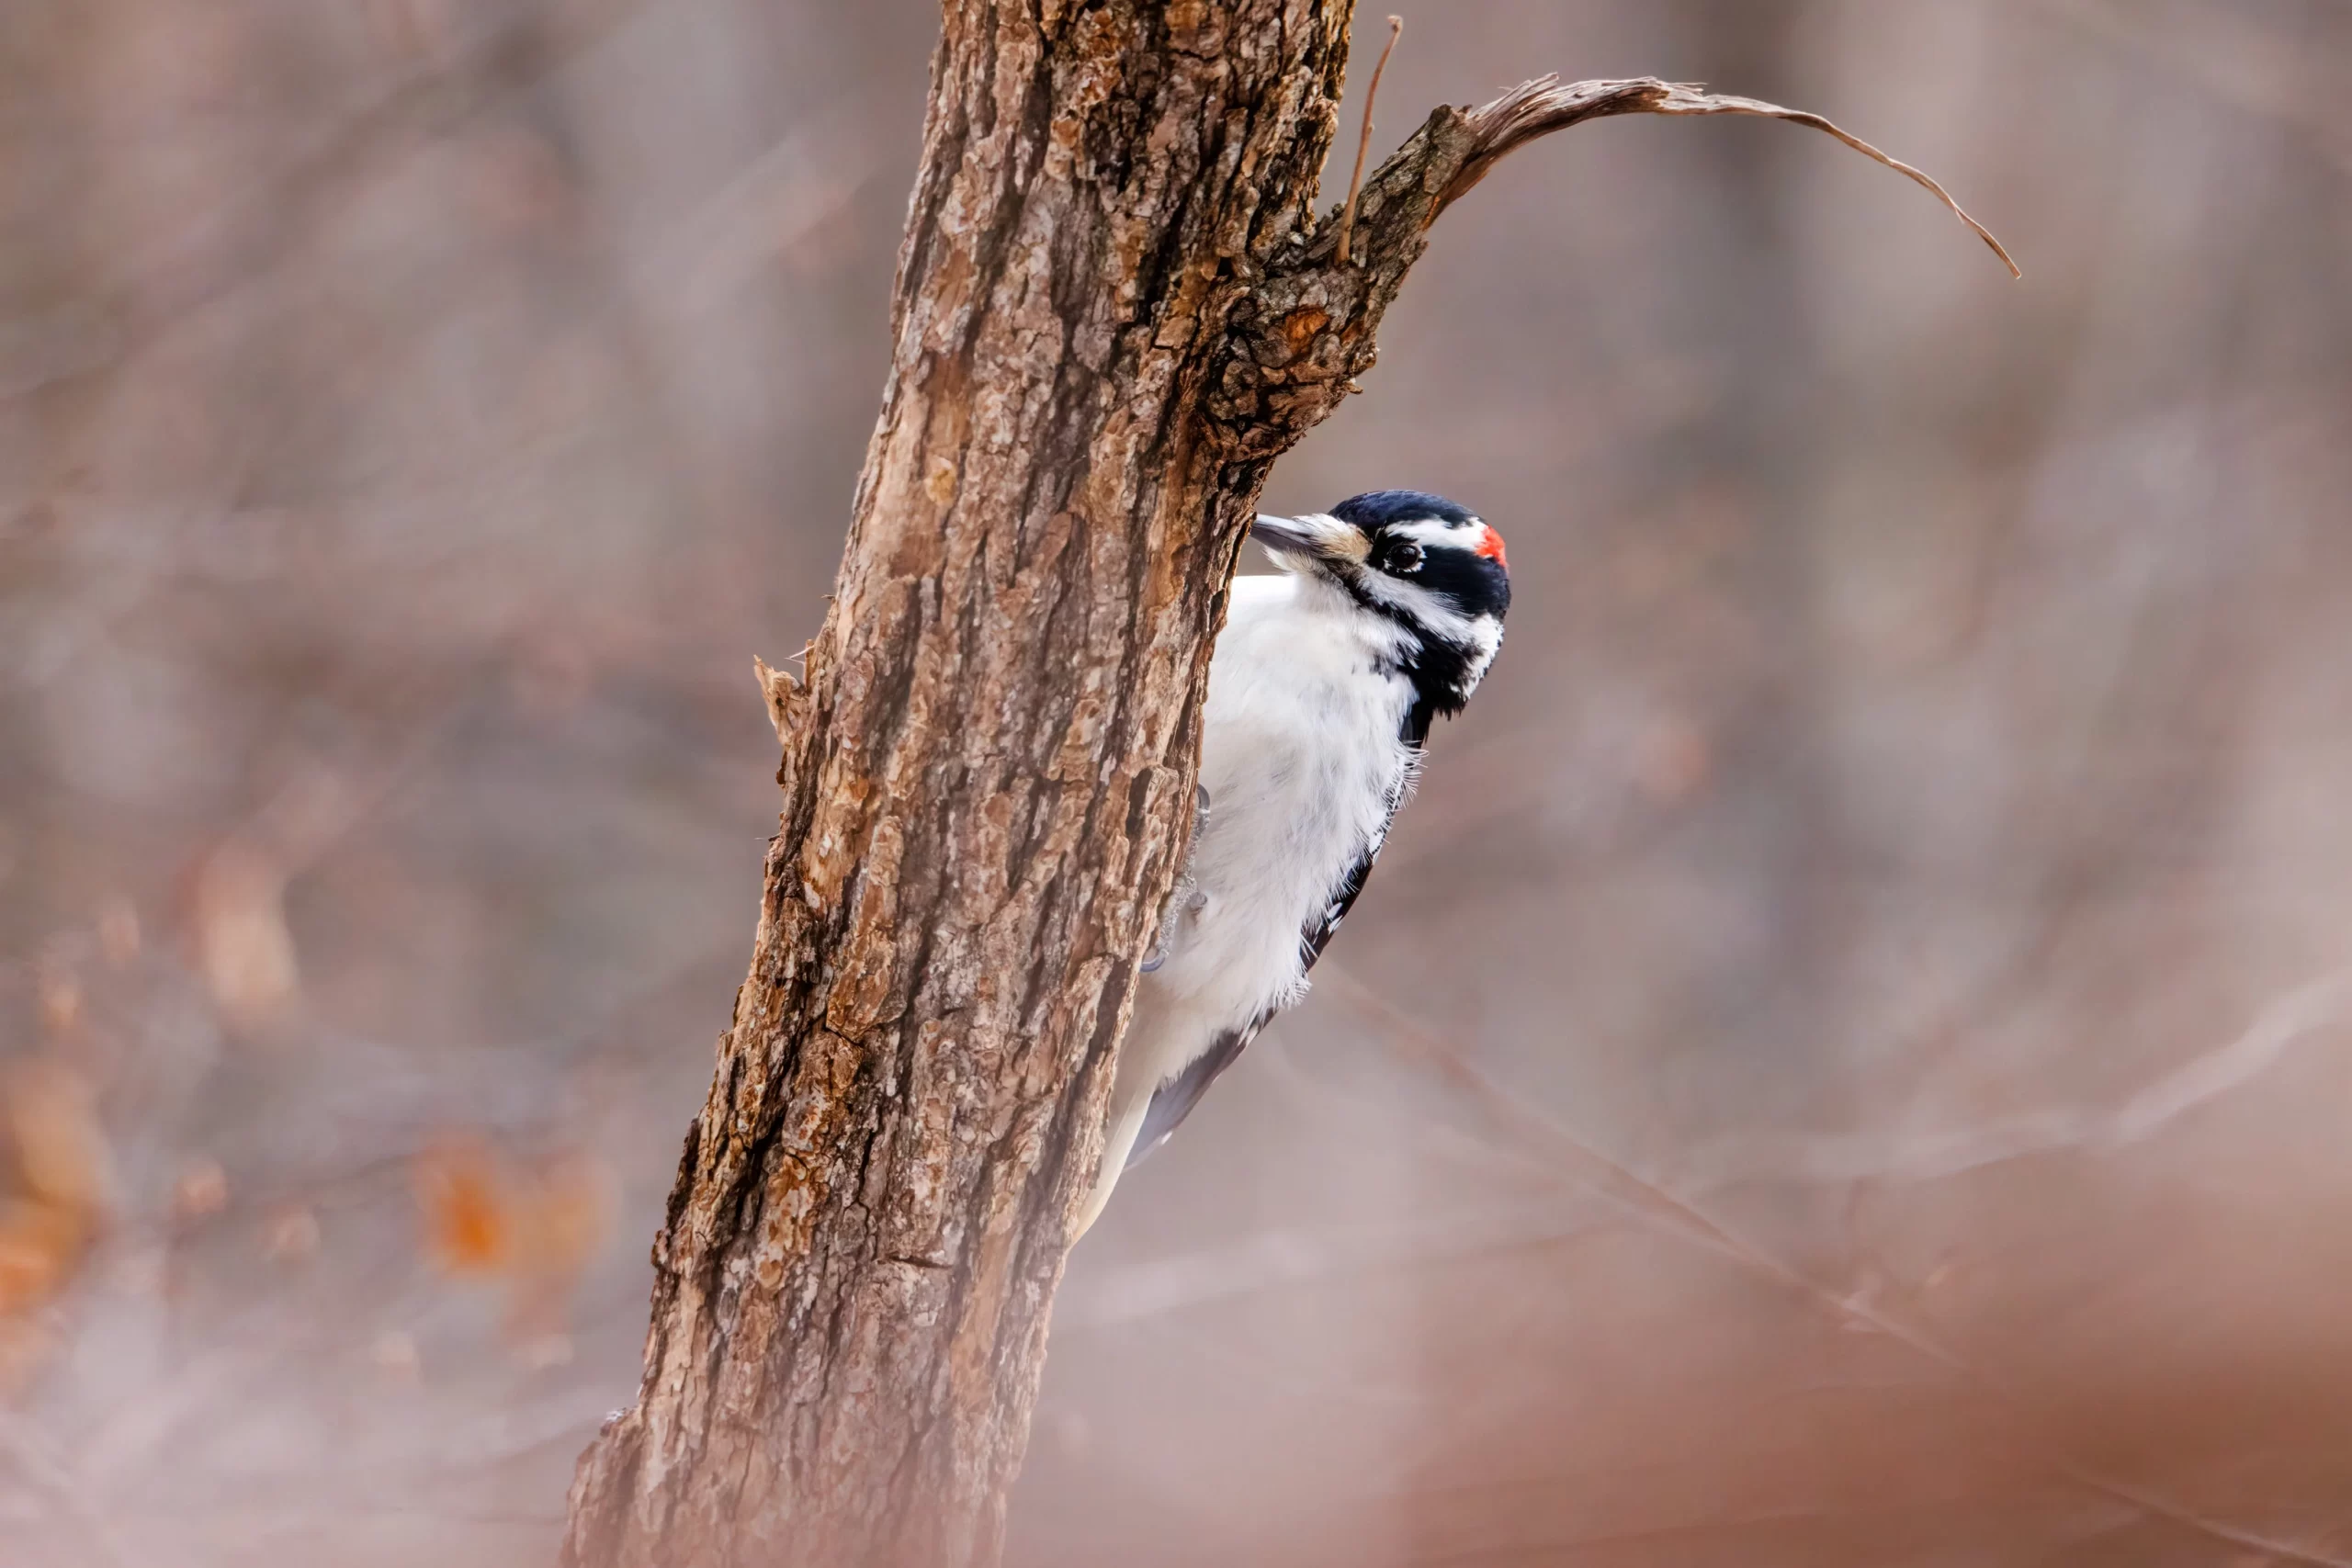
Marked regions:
[416,1134,614,1349]
[4,1,2352,1565]
[0,1062,111,1384]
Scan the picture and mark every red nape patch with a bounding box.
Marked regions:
[1475,523,1509,570]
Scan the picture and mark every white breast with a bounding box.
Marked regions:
[1114,573,1419,1100]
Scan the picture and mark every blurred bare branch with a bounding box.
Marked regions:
[1318,963,2352,1568]
[1684,969,2352,1189]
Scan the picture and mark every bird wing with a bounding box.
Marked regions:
[1127,1010,1270,1168]
[1299,826,1381,971]
[1294,698,1429,970]
[1127,765,1411,1168]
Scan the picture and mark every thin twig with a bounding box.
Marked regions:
[1334,15,1403,266]
[1679,968,2352,1190]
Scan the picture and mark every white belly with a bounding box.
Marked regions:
[1114,574,1418,1103]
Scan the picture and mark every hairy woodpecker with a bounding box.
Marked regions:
[1078,490,1511,1235]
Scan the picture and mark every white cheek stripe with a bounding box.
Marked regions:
[1358,571,1481,644]
[1462,617,1503,683]
[1386,515,1482,549]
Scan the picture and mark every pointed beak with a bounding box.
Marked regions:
[1250,513,1367,566]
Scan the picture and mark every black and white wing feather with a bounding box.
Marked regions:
[1127,798,1402,1168]
[1129,1013,1265,1166]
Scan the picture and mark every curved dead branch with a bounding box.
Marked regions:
[1442,75,2019,276]
[1213,72,2014,458]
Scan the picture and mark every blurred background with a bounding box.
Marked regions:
[5,0,2351,1563]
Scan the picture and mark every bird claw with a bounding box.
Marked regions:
[1140,786,1213,974]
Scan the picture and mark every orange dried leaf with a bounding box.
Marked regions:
[415,1139,512,1275]
[0,1199,90,1314]
[3,1060,111,1216]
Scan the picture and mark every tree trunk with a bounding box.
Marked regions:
[559,6,1355,1564]
[556,3,2009,1560]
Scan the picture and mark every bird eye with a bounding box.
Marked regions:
[1391,542,1424,573]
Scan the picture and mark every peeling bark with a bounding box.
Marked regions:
[558,7,2011,1565]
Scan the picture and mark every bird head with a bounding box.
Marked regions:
[1250,490,1511,716]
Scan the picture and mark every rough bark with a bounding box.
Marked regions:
[560,9,1355,1564]
[557,6,2012,1564]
